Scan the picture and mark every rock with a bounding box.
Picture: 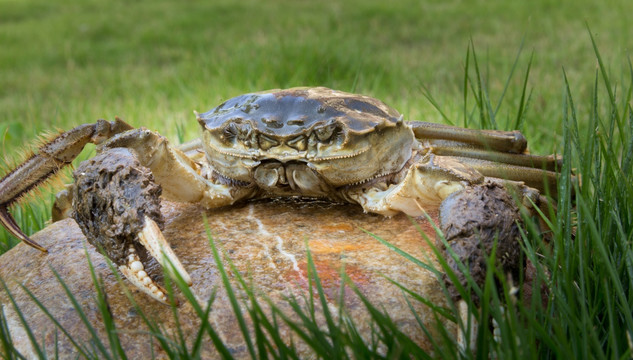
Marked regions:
[0,199,454,358]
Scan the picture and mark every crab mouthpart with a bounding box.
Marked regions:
[119,216,192,305]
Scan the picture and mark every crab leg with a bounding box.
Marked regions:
[408,121,527,153]
[429,145,562,171]
[0,118,133,251]
[409,121,568,194]
[449,156,561,195]
[100,128,255,208]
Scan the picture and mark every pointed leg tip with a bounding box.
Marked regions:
[0,206,48,253]
[21,236,48,253]
[31,242,48,253]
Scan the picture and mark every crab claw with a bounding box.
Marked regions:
[72,147,191,305]
[119,216,192,304]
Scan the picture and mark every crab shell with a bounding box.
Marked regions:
[197,87,415,189]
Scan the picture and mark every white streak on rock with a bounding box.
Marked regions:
[275,235,299,272]
[247,205,277,270]
[248,205,300,272]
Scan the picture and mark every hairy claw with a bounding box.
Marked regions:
[72,148,190,304]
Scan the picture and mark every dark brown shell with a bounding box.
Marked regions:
[197,87,402,137]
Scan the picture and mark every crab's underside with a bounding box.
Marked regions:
[0,87,564,305]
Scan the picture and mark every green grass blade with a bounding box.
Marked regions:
[0,278,46,359]
[514,51,533,130]
[361,228,435,273]
[16,283,94,358]
[420,84,454,126]
[0,283,29,360]
[463,45,471,128]
[493,36,525,118]
[470,39,497,130]
[49,267,113,360]
[304,246,345,358]
[587,24,621,124]
[202,214,257,359]
[84,249,127,360]
[347,279,429,359]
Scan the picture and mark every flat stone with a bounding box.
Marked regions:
[0,198,453,358]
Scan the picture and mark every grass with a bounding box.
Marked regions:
[1,0,632,358]
[2,0,631,248]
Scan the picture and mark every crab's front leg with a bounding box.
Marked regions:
[0,122,254,304]
[343,153,484,216]
[0,118,133,251]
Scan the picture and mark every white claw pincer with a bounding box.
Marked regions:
[119,216,192,304]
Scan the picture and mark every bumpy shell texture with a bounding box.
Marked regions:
[197,87,402,137]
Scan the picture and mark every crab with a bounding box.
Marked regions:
[0,87,562,305]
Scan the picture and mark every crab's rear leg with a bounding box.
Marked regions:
[0,118,133,252]
[409,121,566,195]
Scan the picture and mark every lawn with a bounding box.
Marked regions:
[1,0,629,247]
[1,0,632,358]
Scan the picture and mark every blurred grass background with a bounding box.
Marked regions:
[0,0,631,243]
[1,1,633,358]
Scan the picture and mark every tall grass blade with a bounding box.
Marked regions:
[0,284,28,360]
[493,36,525,118]
[49,267,114,359]
[463,45,471,128]
[304,247,344,358]
[85,249,127,360]
[202,214,257,359]
[17,284,93,358]
[420,84,454,125]
[0,279,46,359]
[587,24,620,124]
[469,39,497,129]
[513,51,533,130]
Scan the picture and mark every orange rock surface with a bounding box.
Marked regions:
[0,198,453,358]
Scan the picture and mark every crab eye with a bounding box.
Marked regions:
[222,123,238,143]
[259,134,280,150]
[287,135,307,151]
[236,124,252,140]
[314,124,336,142]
